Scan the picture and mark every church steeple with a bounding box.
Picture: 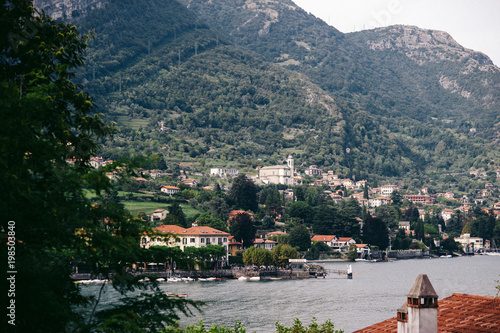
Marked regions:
[287,154,294,177]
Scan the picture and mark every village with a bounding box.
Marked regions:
[81,155,500,272]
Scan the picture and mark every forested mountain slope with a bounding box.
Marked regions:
[34,0,500,182]
[60,0,420,179]
[182,0,500,177]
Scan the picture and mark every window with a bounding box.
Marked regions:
[182,238,187,244]
[223,238,227,242]
[141,238,146,244]
[201,238,205,243]
[190,238,195,243]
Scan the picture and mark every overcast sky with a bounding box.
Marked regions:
[293,0,500,66]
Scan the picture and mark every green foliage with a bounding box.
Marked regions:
[289,224,311,251]
[242,246,273,266]
[230,212,256,248]
[196,213,228,232]
[275,318,343,333]
[362,215,389,249]
[441,238,459,252]
[0,2,199,331]
[289,201,315,226]
[229,175,258,212]
[346,244,359,261]
[164,319,247,333]
[165,202,188,227]
[272,244,299,267]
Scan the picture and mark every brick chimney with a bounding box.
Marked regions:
[398,274,438,333]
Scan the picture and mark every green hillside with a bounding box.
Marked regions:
[73,0,424,180]
[182,0,500,179]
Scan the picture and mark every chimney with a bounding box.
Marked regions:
[400,274,438,333]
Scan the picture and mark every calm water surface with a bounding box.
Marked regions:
[88,256,499,332]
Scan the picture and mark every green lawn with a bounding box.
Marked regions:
[121,200,201,220]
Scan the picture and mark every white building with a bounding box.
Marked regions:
[151,209,168,222]
[258,155,296,185]
[210,168,239,177]
[160,185,180,196]
[381,185,399,197]
[454,233,483,253]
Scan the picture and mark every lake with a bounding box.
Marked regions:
[86,255,499,332]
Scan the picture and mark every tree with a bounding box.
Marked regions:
[262,215,275,229]
[200,196,230,221]
[391,190,402,206]
[441,237,459,252]
[288,201,314,226]
[346,244,359,260]
[196,213,228,232]
[228,174,258,212]
[242,247,272,266]
[230,212,256,248]
[289,224,311,251]
[0,4,199,331]
[272,244,299,267]
[165,202,187,227]
[362,215,389,249]
[265,187,282,219]
[312,205,337,235]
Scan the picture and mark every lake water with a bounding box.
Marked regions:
[86,256,499,332]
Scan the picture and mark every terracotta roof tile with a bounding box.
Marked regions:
[355,293,500,333]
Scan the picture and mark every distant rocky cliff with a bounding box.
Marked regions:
[34,0,106,20]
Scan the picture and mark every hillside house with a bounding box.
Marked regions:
[151,209,168,222]
[381,185,399,197]
[210,168,239,177]
[160,185,180,196]
[305,165,323,177]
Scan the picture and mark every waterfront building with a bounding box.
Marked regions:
[355,274,500,332]
[253,238,278,250]
[454,233,483,253]
[311,235,338,247]
[141,225,230,258]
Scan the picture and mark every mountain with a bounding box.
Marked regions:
[33,0,500,185]
[181,0,500,176]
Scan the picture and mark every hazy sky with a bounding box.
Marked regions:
[293,0,500,66]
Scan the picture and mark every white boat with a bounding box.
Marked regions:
[156,278,165,282]
[355,258,369,262]
[181,277,194,282]
[167,277,182,282]
[440,255,452,258]
[238,276,249,281]
[269,277,282,281]
[249,276,260,281]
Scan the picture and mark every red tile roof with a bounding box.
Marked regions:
[311,235,336,242]
[354,293,500,333]
[154,225,229,236]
